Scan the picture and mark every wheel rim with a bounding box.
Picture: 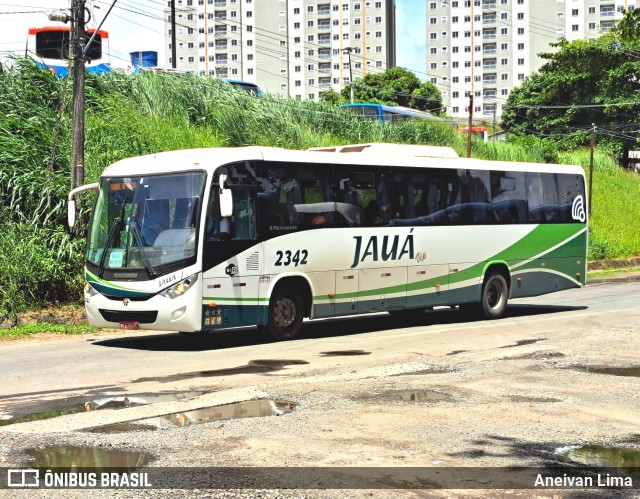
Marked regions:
[487,279,504,310]
[273,296,296,329]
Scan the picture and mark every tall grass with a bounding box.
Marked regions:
[1,60,639,318]
[559,150,640,259]
[0,59,70,228]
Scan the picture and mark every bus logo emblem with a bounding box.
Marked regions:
[572,196,586,223]
[225,264,238,276]
[123,298,130,306]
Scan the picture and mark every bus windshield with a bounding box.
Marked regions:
[86,172,205,277]
[35,30,103,61]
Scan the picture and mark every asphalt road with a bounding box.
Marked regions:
[1,281,639,497]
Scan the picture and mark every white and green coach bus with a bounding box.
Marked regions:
[68,143,587,340]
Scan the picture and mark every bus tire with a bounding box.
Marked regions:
[264,285,303,341]
[481,271,509,319]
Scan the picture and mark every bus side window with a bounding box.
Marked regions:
[445,169,491,224]
[527,172,558,223]
[206,184,255,241]
[230,187,256,240]
[336,168,391,227]
[490,171,527,224]
[557,173,583,223]
[257,164,301,235]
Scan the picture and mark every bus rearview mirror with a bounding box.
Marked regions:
[68,200,76,228]
[219,174,233,218]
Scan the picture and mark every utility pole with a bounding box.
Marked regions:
[467,94,473,158]
[589,123,595,216]
[70,0,86,190]
[171,0,177,69]
[344,47,354,104]
[492,105,497,140]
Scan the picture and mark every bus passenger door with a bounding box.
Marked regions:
[335,270,358,316]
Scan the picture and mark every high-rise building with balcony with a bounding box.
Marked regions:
[164,0,396,101]
[426,0,634,120]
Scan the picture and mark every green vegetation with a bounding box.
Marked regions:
[501,9,640,155]
[1,57,639,325]
[0,322,96,341]
[322,67,444,114]
[559,150,640,259]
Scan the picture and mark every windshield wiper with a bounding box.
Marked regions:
[128,221,158,279]
[97,215,122,277]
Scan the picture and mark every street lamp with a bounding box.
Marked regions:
[48,11,70,23]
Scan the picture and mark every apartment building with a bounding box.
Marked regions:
[164,0,396,101]
[426,0,634,120]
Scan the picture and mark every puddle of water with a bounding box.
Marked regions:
[564,445,640,477]
[24,445,154,468]
[572,366,640,377]
[381,390,452,403]
[90,399,295,433]
[499,339,545,349]
[0,392,203,427]
[319,350,371,356]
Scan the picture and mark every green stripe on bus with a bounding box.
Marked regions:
[317,224,585,301]
[86,270,139,292]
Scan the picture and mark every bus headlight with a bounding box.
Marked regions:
[160,274,199,299]
[84,281,98,297]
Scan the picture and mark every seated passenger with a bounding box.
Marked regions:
[311,214,327,227]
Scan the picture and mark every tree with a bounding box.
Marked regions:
[320,88,342,106]
[410,82,444,113]
[613,7,640,43]
[340,67,443,114]
[501,30,640,152]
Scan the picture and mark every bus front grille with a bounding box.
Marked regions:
[99,310,158,324]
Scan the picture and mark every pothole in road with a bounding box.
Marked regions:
[559,445,640,477]
[24,445,154,468]
[379,389,453,403]
[88,399,296,433]
[319,350,371,356]
[0,392,204,427]
[570,365,640,377]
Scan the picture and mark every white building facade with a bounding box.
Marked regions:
[164,0,396,100]
[426,0,635,120]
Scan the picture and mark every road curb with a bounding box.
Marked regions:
[587,272,640,284]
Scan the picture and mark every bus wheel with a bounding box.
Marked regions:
[481,271,509,319]
[264,285,303,340]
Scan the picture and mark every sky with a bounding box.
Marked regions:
[0,0,426,78]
